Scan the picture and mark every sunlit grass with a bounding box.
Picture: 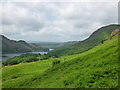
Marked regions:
[2,35,119,88]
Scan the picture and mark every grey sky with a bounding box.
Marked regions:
[1,0,118,42]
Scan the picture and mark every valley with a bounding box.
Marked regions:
[1,1,119,89]
[2,33,119,88]
[2,24,119,88]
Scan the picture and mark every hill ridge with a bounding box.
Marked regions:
[47,24,120,57]
[1,35,49,54]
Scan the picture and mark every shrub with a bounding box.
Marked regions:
[52,59,60,66]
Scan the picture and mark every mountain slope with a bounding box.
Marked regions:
[48,24,119,57]
[2,33,119,88]
[1,35,49,54]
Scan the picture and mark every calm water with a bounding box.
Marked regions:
[2,51,48,61]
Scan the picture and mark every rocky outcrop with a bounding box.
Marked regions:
[110,27,120,39]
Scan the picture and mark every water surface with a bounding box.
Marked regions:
[2,51,48,61]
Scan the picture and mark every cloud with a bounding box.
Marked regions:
[1,1,118,42]
[1,0,119,2]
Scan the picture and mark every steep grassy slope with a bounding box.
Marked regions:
[48,24,119,57]
[2,34,119,88]
[1,35,49,54]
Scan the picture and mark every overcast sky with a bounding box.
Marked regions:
[1,0,119,42]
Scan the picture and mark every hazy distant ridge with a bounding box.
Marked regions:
[1,35,49,54]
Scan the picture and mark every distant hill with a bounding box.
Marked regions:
[35,41,78,49]
[1,35,49,54]
[47,24,120,57]
[55,41,78,49]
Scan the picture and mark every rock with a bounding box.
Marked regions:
[110,27,120,39]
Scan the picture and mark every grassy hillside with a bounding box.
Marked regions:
[1,35,49,54]
[2,34,119,88]
[48,24,119,57]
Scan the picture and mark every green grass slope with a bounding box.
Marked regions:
[48,24,119,57]
[2,35,119,88]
